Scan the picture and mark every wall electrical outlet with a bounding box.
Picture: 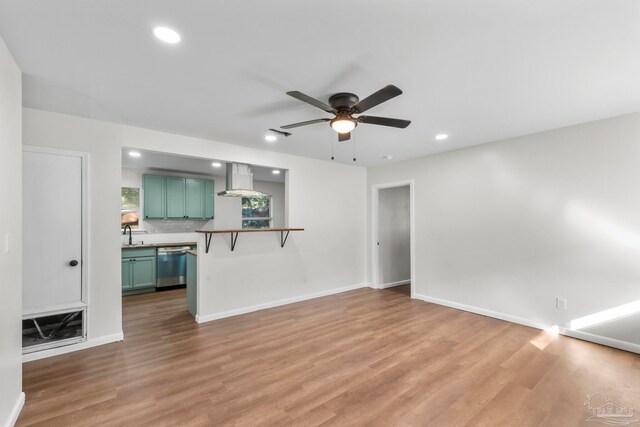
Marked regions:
[556,297,568,310]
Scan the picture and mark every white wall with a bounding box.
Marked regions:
[367,113,640,352]
[22,109,123,346]
[23,109,367,332]
[378,186,410,286]
[0,35,24,427]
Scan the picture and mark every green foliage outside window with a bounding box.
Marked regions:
[121,187,140,228]
[242,195,271,229]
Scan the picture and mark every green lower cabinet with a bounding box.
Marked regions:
[122,248,157,294]
[186,253,197,316]
[131,257,156,288]
[122,259,133,290]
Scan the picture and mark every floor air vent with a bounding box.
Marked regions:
[22,308,86,353]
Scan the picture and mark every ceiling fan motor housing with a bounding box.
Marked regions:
[328,92,360,111]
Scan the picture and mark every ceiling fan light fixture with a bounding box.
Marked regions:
[330,117,356,134]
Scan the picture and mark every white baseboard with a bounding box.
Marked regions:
[196,283,368,323]
[4,392,24,427]
[413,293,640,355]
[22,332,124,363]
[378,280,411,289]
[561,328,640,354]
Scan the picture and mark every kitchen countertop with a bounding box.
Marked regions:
[121,241,197,249]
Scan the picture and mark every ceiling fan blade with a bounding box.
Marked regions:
[280,118,330,129]
[352,85,403,113]
[286,91,335,113]
[338,132,351,142]
[357,115,411,128]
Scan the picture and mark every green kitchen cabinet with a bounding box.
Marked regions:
[131,257,156,288]
[166,177,186,218]
[185,179,205,219]
[122,248,156,294]
[143,174,166,219]
[186,252,197,316]
[143,174,214,220]
[121,259,133,290]
[205,179,215,219]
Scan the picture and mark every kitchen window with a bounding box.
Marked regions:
[242,195,272,229]
[121,187,141,229]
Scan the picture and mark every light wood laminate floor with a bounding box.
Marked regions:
[18,286,640,426]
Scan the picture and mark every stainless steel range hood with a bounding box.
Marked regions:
[217,162,268,197]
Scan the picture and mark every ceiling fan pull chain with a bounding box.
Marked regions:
[331,133,335,160]
[353,133,357,162]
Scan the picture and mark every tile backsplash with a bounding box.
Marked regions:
[142,219,213,234]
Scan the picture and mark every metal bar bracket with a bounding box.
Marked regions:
[204,233,213,253]
[280,230,290,248]
[230,232,239,251]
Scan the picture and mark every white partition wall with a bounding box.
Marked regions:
[0,34,24,427]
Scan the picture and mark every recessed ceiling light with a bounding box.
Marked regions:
[272,170,281,175]
[153,27,181,44]
[211,162,222,168]
[265,134,277,142]
[128,151,141,158]
[435,134,448,141]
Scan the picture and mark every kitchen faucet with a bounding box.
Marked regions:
[123,224,132,245]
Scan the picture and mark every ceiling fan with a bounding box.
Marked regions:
[281,85,411,142]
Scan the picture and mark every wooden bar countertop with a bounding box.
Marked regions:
[122,241,197,249]
[195,228,304,234]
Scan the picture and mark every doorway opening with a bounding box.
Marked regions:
[371,180,415,298]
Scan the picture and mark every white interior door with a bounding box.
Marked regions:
[23,148,84,312]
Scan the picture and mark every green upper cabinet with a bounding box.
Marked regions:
[185,179,205,219]
[143,174,214,220]
[205,179,215,219]
[166,177,186,218]
[143,174,166,219]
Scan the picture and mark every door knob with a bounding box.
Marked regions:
[69,260,79,267]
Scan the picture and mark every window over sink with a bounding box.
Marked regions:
[121,187,141,230]
[242,195,272,229]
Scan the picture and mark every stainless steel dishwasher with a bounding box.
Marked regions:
[156,246,191,288]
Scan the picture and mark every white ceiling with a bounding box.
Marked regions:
[121,149,286,183]
[2,0,640,166]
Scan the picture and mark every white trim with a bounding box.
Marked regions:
[3,392,24,427]
[22,332,123,363]
[414,293,548,330]
[378,280,411,289]
[196,283,367,323]
[561,328,640,354]
[414,293,640,355]
[371,180,416,298]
